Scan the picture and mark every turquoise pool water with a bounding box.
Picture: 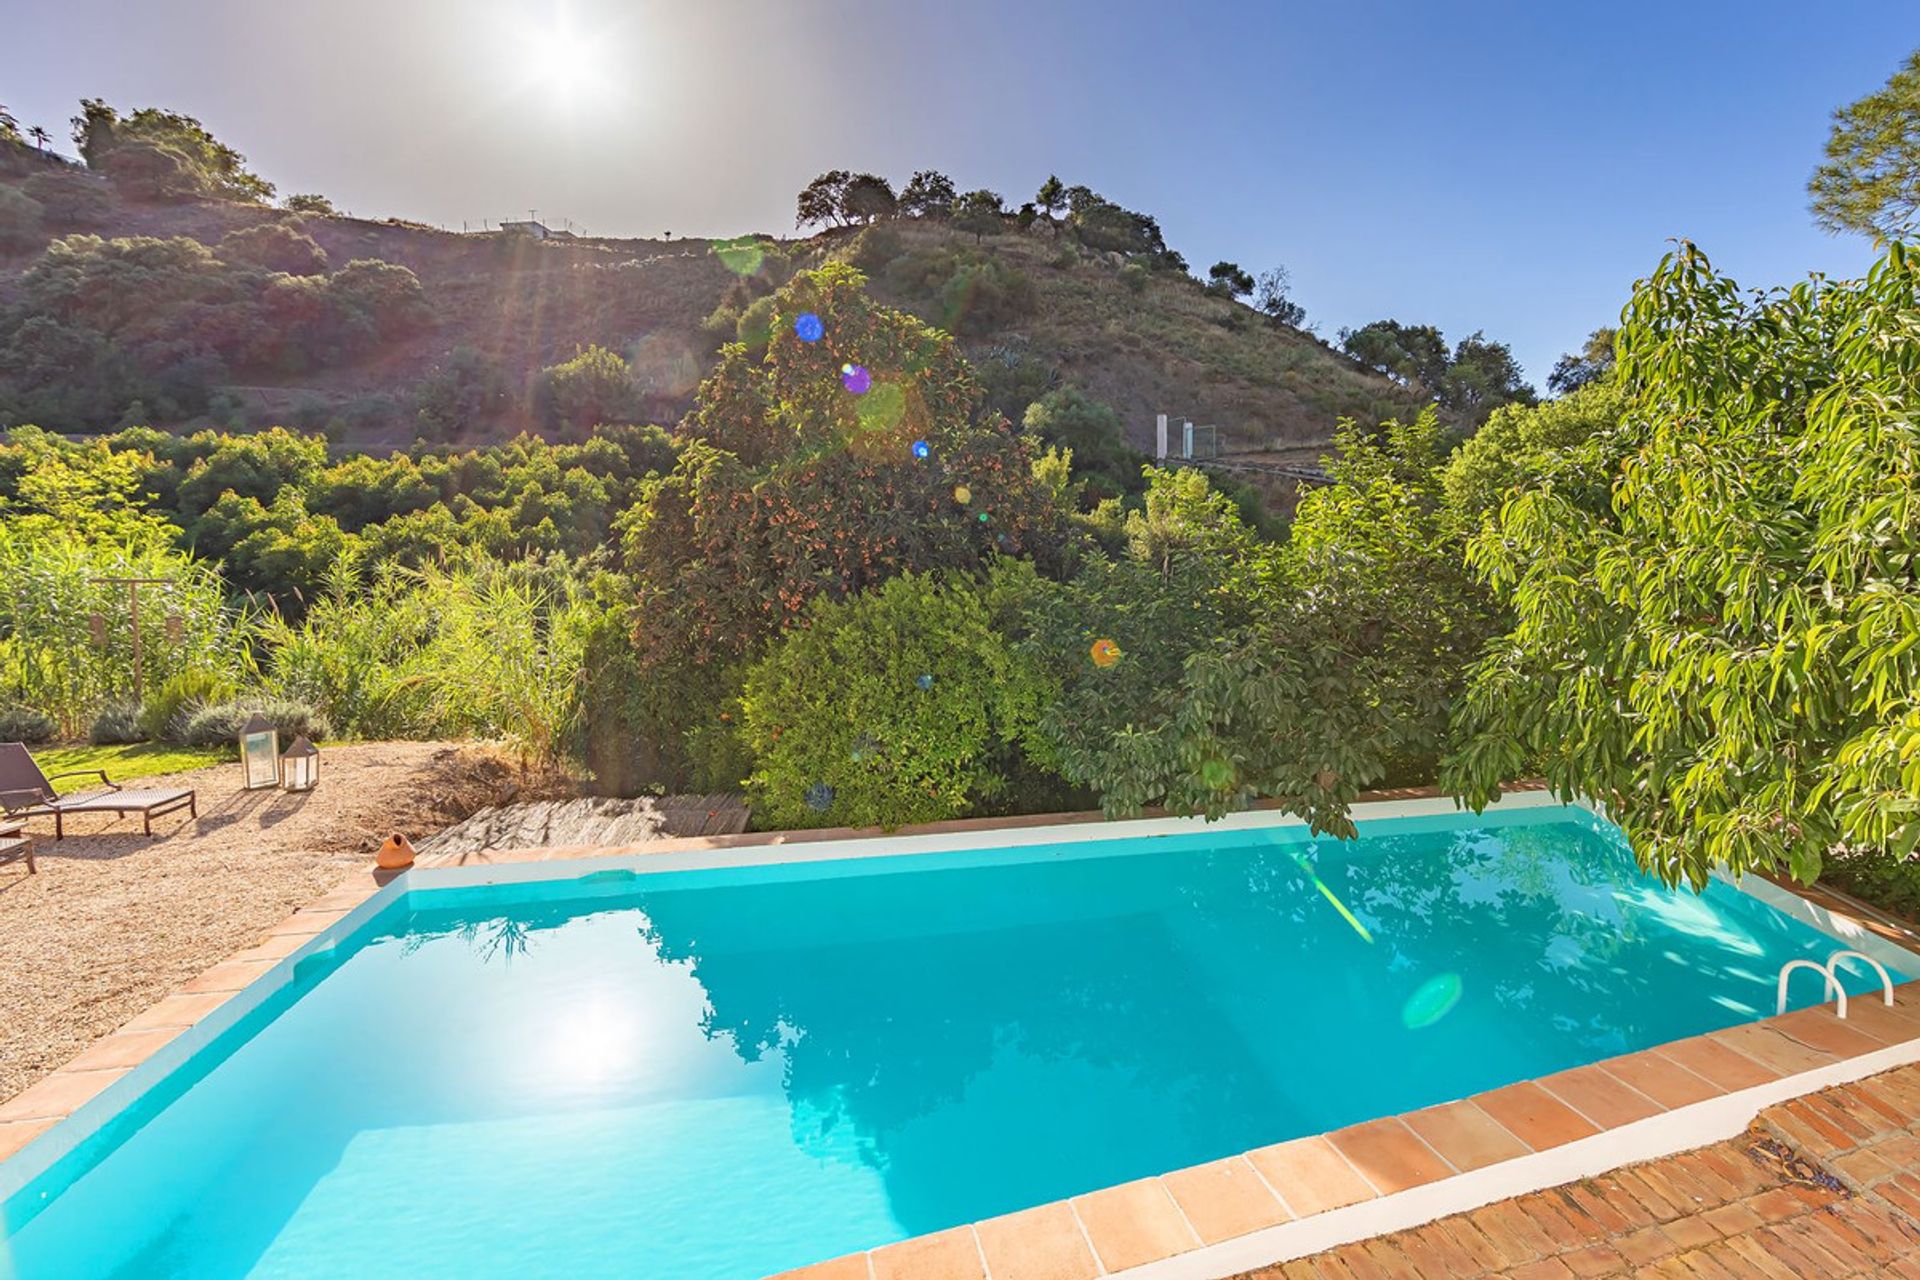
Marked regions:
[1,805,1905,1279]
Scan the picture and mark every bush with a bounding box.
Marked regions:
[141,669,237,742]
[0,186,45,254]
[533,344,638,431]
[88,701,147,745]
[180,698,330,748]
[21,171,114,227]
[739,572,1047,830]
[217,222,329,275]
[0,705,56,744]
[1118,261,1150,293]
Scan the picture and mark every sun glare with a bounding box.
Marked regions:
[505,10,610,107]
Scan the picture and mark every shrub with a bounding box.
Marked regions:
[0,186,45,254]
[180,698,330,748]
[217,222,329,275]
[533,344,638,431]
[0,705,56,744]
[1118,261,1150,293]
[21,171,115,227]
[88,701,147,745]
[740,572,1047,830]
[141,669,237,742]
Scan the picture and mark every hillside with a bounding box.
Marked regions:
[0,144,1412,456]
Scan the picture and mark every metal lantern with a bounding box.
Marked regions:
[279,735,319,792]
[238,713,280,791]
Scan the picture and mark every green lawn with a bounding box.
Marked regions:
[34,742,233,787]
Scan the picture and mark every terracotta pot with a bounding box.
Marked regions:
[376,832,417,870]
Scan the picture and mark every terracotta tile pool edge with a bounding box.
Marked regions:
[773,999,1920,1280]
[0,869,395,1192]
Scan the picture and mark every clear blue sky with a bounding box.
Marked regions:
[6,0,1913,382]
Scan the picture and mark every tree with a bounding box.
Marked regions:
[1440,379,1630,524]
[28,126,50,151]
[1439,331,1535,422]
[1206,261,1255,300]
[1446,241,1920,887]
[533,344,638,431]
[953,189,1005,242]
[1022,387,1144,501]
[796,169,852,230]
[622,260,1070,670]
[1546,327,1616,395]
[72,100,275,203]
[1253,266,1306,327]
[1035,175,1065,220]
[0,106,17,142]
[841,172,897,223]
[1340,319,1447,389]
[739,572,1045,829]
[899,169,956,218]
[283,193,336,216]
[1810,48,1920,240]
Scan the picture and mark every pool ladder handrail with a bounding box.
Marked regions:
[1775,950,1896,1020]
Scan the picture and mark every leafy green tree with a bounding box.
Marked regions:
[796,169,852,230]
[1440,379,1630,524]
[841,172,898,223]
[1035,174,1065,220]
[740,572,1045,829]
[953,189,1005,242]
[1206,261,1254,299]
[533,344,638,431]
[899,169,956,218]
[1809,48,1920,239]
[1022,387,1144,501]
[623,261,1071,672]
[1440,331,1535,423]
[413,347,509,440]
[282,193,335,215]
[1546,327,1616,395]
[217,222,329,275]
[72,99,274,203]
[1340,319,1448,389]
[1446,242,1920,886]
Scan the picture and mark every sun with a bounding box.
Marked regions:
[501,9,611,107]
[527,23,593,88]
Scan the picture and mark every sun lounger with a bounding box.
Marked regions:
[0,742,197,841]
[0,815,33,873]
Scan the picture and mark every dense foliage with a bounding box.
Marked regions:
[1809,47,1920,240]
[1447,243,1920,887]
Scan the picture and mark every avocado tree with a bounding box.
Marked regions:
[1446,242,1920,887]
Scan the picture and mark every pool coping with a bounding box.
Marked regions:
[4,785,1919,1280]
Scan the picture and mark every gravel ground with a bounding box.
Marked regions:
[0,741,566,1102]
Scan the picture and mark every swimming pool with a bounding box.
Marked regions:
[0,800,1908,1279]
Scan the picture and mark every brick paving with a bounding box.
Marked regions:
[1238,1064,1920,1278]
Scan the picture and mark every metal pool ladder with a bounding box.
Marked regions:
[1775,950,1896,1019]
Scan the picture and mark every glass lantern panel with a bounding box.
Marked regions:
[243,733,279,788]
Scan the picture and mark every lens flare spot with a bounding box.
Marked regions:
[911,439,931,459]
[1200,757,1235,789]
[953,485,972,505]
[794,312,824,343]
[855,380,904,428]
[976,511,990,523]
[713,236,767,276]
[803,782,835,812]
[1089,638,1122,668]
[1401,974,1464,1029]
[915,673,934,691]
[840,363,872,395]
